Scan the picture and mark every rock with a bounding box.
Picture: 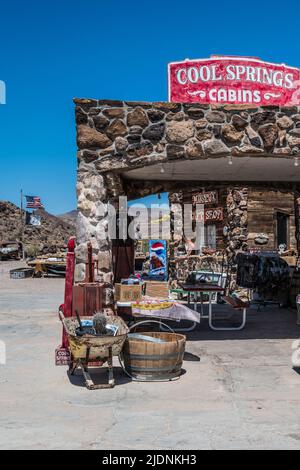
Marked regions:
[77,125,112,149]
[277,129,287,147]
[231,145,264,155]
[273,147,291,155]
[277,115,293,129]
[166,121,194,143]
[74,98,98,107]
[251,111,276,128]
[98,99,124,107]
[77,198,97,217]
[232,114,248,130]
[258,123,278,150]
[97,250,112,272]
[195,119,207,129]
[127,134,141,144]
[289,128,300,136]
[288,135,300,147]
[196,129,213,141]
[166,111,186,121]
[153,102,182,112]
[75,107,88,125]
[186,139,204,158]
[221,124,244,143]
[88,107,101,116]
[76,212,96,242]
[96,157,129,173]
[142,122,165,142]
[155,143,165,153]
[254,233,269,245]
[106,119,127,139]
[245,126,262,147]
[212,125,222,138]
[166,145,185,159]
[82,150,99,163]
[292,114,300,122]
[105,173,124,197]
[280,106,298,115]
[127,107,149,127]
[185,107,205,119]
[80,173,106,201]
[102,107,125,119]
[115,136,128,153]
[99,146,114,157]
[128,126,143,135]
[147,109,165,122]
[127,141,153,158]
[202,139,230,156]
[206,111,226,123]
[74,262,85,282]
[93,115,110,131]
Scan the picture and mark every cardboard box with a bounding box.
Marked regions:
[115,283,142,302]
[145,281,169,299]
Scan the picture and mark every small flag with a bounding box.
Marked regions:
[25,195,44,209]
[25,212,41,226]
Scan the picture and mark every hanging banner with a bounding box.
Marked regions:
[168,56,300,106]
[149,240,168,281]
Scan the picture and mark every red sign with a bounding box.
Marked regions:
[168,56,300,106]
[194,207,224,222]
[192,191,218,205]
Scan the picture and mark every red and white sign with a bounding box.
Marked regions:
[194,207,224,222]
[192,191,218,205]
[168,56,300,106]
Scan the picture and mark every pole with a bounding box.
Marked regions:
[20,189,25,260]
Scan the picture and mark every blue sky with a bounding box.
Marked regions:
[0,0,300,214]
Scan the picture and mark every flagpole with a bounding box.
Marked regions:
[20,189,25,260]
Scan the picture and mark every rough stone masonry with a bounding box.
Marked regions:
[74,98,300,282]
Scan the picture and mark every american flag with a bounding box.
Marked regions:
[25,195,44,209]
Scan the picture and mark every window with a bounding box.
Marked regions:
[276,212,289,249]
[195,223,217,253]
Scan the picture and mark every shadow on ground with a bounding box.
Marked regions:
[162,304,300,341]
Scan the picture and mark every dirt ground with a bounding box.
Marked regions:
[1,260,300,450]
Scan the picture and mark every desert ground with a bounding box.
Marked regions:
[1,260,300,450]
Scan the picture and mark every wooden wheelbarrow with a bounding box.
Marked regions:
[59,312,129,389]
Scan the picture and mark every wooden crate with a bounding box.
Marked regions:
[115,283,142,302]
[145,281,169,299]
[72,282,103,316]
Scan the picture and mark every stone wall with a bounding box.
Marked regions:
[75,98,300,281]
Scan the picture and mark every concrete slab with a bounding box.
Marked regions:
[1,261,300,449]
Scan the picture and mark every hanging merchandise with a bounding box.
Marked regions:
[236,252,291,302]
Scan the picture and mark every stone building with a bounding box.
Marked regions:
[74,98,300,287]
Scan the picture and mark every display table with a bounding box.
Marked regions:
[116,297,200,332]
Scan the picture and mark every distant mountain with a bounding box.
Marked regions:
[57,209,77,226]
[0,201,75,256]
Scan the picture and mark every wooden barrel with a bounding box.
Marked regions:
[122,332,186,381]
